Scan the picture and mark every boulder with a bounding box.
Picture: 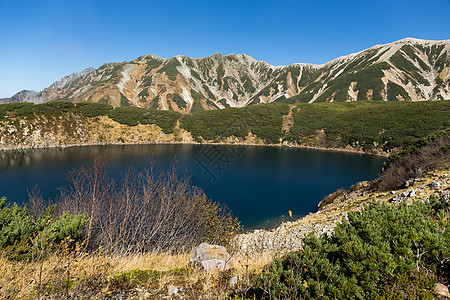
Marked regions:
[434,283,450,298]
[431,181,441,189]
[229,276,238,287]
[168,285,179,296]
[190,243,233,272]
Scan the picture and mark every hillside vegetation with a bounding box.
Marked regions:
[0,100,448,155]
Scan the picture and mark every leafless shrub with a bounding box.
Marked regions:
[375,137,450,191]
[56,157,241,254]
[27,185,47,220]
[318,188,346,210]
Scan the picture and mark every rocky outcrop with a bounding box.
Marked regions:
[0,114,181,151]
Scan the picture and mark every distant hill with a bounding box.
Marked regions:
[2,38,449,112]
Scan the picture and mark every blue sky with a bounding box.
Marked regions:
[1,0,449,98]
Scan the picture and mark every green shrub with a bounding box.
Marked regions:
[286,100,449,151]
[0,102,35,117]
[0,197,34,249]
[107,106,181,133]
[251,198,449,299]
[76,102,113,117]
[0,197,88,260]
[180,103,289,143]
[44,100,75,112]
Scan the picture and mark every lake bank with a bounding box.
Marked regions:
[0,113,390,156]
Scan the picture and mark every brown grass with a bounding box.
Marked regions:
[0,250,273,299]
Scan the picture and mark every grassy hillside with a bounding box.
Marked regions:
[181,100,449,153]
[0,100,448,154]
[284,100,449,151]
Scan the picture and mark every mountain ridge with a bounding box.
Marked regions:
[2,37,449,111]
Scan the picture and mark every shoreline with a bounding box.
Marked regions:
[0,140,389,157]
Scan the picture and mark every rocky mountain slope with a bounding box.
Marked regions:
[3,38,449,112]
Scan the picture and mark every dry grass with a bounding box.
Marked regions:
[110,252,191,273]
[0,250,273,299]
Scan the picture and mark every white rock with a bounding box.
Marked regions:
[168,285,179,296]
[201,259,228,272]
[229,276,238,287]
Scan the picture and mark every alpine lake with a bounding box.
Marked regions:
[0,144,386,230]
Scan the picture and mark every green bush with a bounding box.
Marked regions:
[76,102,113,117]
[0,102,35,118]
[43,100,75,112]
[0,197,88,260]
[251,198,449,299]
[286,100,450,151]
[0,197,34,249]
[108,106,181,134]
[180,103,289,143]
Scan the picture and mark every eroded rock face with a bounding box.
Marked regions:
[5,38,449,111]
[190,243,233,272]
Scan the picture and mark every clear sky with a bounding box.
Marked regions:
[1,0,449,98]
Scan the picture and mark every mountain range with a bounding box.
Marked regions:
[2,38,449,112]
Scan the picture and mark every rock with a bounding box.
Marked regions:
[168,285,179,296]
[201,259,228,272]
[431,181,441,189]
[190,243,233,272]
[115,294,125,300]
[409,189,416,197]
[229,276,238,287]
[434,283,450,298]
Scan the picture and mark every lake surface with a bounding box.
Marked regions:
[0,144,386,229]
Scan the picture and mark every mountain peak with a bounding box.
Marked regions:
[2,38,449,108]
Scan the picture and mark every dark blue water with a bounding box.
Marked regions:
[0,144,385,229]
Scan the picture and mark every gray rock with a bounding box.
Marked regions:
[201,259,228,271]
[229,276,238,287]
[115,294,125,300]
[168,285,179,296]
[431,181,441,189]
[190,243,233,272]
[401,190,410,197]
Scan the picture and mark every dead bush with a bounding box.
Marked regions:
[56,157,241,254]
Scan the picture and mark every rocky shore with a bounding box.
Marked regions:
[233,169,450,256]
[0,113,388,158]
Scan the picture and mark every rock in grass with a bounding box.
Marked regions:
[434,283,450,298]
[190,243,233,272]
